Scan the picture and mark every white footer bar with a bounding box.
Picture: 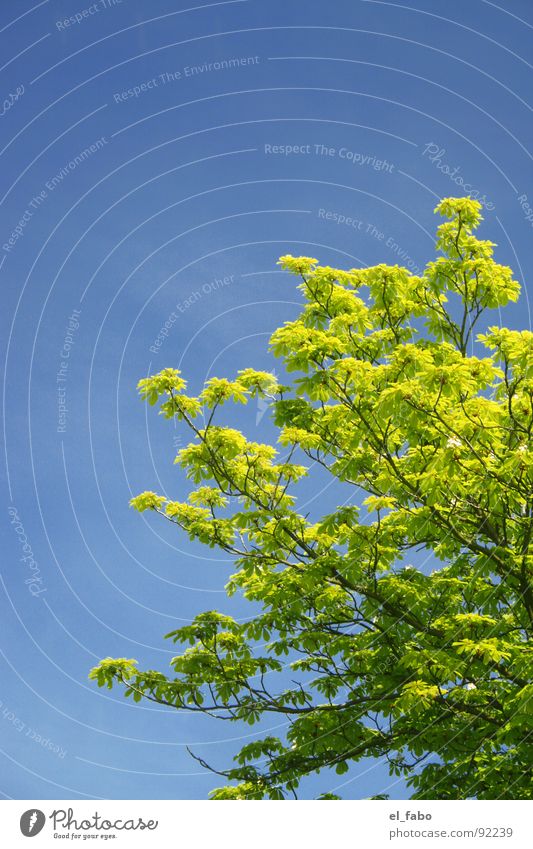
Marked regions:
[1,799,531,848]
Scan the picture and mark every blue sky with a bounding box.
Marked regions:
[1,0,532,800]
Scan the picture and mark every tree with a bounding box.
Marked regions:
[91,198,532,800]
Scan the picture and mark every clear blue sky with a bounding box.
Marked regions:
[1,0,532,800]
